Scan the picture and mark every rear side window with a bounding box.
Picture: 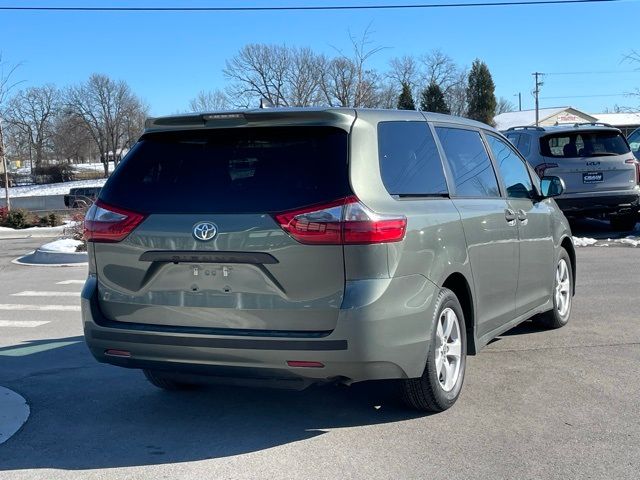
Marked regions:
[505,132,531,157]
[99,127,350,214]
[435,127,500,198]
[378,121,448,196]
[540,130,629,158]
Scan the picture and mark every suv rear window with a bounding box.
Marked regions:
[99,127,350,214]
[540,130,629,158]
[378,121,448,196]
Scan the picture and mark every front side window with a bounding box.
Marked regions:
[486,135,534,199]
[378,121,448,196]
[435,127,500,198]
[540,130,629,158]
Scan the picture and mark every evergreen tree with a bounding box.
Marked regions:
[397,82,415,110]
[419,82,450,114]
[466,59,497,125]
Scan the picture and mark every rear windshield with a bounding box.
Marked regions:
[540,130,630,158]
[99,127,350,214]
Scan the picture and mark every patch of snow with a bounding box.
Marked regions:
[616,236,639,247]
[39,238,84,253]
[0,223,70,239]
[0,178,107,198]
[573,237,598,247]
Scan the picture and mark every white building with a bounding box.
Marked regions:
[494,106,597,131]
[494,106,640,137]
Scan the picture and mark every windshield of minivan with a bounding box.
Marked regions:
[540,130,629,158]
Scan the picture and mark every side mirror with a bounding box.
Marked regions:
[540,176,565,198]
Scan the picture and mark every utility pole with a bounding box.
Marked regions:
[514,92,522,111]
[0,118,10,211]
[532,72,544,126]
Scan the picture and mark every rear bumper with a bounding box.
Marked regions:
[82,275,436,386]
[555,190,640,217]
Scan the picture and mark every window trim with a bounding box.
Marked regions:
[482,131,539,201]
[431,122,503,200]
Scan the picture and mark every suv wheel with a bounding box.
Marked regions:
[400,288,466,412]
[610,214,638,232]
[143,369,195,390]
[534,248,572,329]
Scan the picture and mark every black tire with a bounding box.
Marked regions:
[400,288,467,412]
[533,247,573,329]
[610,215,638,232]
[143,369,194,391]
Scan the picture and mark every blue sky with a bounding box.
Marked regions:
[1,0,639,116]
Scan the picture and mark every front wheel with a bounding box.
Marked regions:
[400,288,467,412]
[534,248,573,329]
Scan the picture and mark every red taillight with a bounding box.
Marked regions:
[535,162,559,178]
[84,199,146,243]
[273,196,407,245]
[625,158,640,185]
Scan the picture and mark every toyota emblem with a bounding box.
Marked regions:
[192,222,218,241]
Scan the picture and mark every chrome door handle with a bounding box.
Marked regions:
[505,209,517,225]
[517,209,528,225]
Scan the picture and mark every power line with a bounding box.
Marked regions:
[0,0,626,12]
[540,93,632,99]
[545,70,638,75]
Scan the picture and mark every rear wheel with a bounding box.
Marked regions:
[534,248,572,329]
[610,214,638,232]
[143,369,195,391]
[400,288,466,412]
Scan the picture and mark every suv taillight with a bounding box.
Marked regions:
[273,196,407,245]
[535,162,559,178]
[625,158,640,185]
[84,200,146,243]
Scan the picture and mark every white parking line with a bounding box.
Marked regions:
[0,304,80,312]
[0,320,50,328]
[11,291,79,297]
[0,387,30,445]
[56,280,85,285]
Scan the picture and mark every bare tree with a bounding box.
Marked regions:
[320,27,385,107]
[387,55,418,101]
[286,47,324,106]
[188,89,229,112]
[444,68,469,117]
[66,74,146,176]
[421,49,459,93]
[4,84,61,170]
[51,114,93,163]
[496,97,517,115]
[224,44,291,107]
[0,53,22,199]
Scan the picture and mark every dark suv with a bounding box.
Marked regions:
[64,187,101,208]
[82,108,574,412]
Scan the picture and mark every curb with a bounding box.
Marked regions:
[13,248,88,267]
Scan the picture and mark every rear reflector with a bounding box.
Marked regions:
[287,361,325,368]
[274,196,406,245]
[105,349,131,357]
[84,199,146,243]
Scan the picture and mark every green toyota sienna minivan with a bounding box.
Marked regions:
[81,108,575,412]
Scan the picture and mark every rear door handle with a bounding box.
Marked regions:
[517,209,528,225]
[505,209,517,225]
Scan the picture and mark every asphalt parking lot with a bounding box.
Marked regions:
[0,235,638,480]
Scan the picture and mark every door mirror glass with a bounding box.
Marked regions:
[540,176,564,198]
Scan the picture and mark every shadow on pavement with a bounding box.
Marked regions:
[0,336,424,471]
[569,217,639,239]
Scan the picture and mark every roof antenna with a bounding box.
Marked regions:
[259,98,274,109]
